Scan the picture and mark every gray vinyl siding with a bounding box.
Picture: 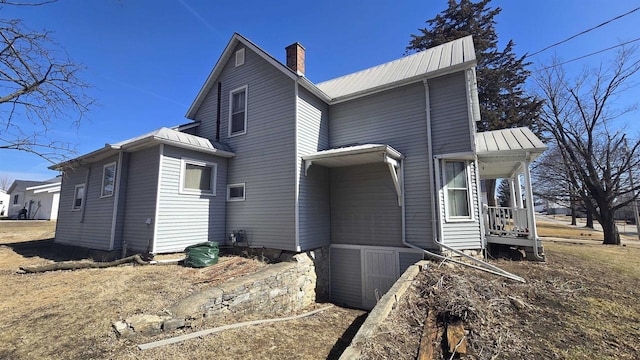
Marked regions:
[122,146,159,253]
[429,72,473,155]
[330,164,402,247]
[297,87,330,250]
[55,155,119,250]
[155,145,228,253]
[329,82,434,249]
[204,44,296,251]
[194,82,218,139]
[439,160,482,249]
[330,247,362,308]
[399,251,424,273]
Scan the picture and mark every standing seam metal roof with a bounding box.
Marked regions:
[315,35,476,100]
[476,127,547,155]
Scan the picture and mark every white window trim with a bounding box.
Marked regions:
[228,85,248,138]
[235,48,245,67]
[179,158,217,196]
[442,160,474,222]
[101,161,117,198]
[72,183,85,211]
[227,183,246,202]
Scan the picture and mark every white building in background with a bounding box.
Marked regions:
[7,177,61,220]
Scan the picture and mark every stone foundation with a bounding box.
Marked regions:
[114,246,330,337]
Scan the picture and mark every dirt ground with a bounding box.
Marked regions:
[359,224,640,359]
[0,221,366,360]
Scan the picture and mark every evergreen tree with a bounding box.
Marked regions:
[407,0,542,133]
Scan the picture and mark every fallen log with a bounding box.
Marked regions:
[20,254,149,273]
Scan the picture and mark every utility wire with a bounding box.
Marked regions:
[525,6,640,58]
[535,37,640,72]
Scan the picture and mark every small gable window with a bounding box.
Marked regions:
[73,184,85,210]
[180,158,217,196]
[227,183,245,201]
[229,85,248,137]
[101,162,117,198]
[235,48,245,67]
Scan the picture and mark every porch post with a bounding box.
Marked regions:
[514,174,524,209]
[522,159,538,241]
[509,178,516,208]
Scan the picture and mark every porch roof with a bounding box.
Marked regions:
[302,144,403,169]
[476,127,546,157]
[476,127,547,179]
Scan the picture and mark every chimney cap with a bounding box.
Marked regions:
[286,42,305,50]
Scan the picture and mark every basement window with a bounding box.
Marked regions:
[227,183,245,201]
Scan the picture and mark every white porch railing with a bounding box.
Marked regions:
[485,206,529,237]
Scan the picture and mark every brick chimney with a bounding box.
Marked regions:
[285,42,305,76]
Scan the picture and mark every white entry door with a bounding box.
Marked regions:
[362,249,398,309]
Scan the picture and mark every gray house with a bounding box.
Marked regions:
[51,34,546,309]
[7,178,61,220]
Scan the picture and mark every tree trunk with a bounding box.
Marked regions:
[601,211,621,245]
[585,209,594,229]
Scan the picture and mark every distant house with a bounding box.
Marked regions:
[50,34,546,309]
[7,177,61,220]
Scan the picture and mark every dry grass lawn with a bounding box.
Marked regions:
[0,221,365,360]
[359,226,640,359]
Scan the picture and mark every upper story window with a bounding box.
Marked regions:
[235,48,245,67]
[443,160,472,220]
[101,162,117,198]
[180,158,217,196]
[73,184,85,210]
[13,194,19,205]
[229,85,248,137]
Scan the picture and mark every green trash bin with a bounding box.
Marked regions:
[184,241,219,268]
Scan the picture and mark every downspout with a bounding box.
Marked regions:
[216,82,222,141]
[80,166,91,223]
[407,79,525,282]
[109,151,124,252]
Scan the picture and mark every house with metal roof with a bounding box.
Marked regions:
[51,33,546,309]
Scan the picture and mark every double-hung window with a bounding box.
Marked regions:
[443,161,472,220]
[101,162,117,197]
[73,184,85,210]
[229,85,248,137]
[180,158,217,196]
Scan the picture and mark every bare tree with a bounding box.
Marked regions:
[0,2,94,163]
[0,175,11,191]
[535,48,640,245]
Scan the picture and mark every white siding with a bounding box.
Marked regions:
[194,44,296,251]
[55,155,119,250]
[155,145,228,253]
[297,87,330,250]
[329,82,433,249]
[122,146,160,253]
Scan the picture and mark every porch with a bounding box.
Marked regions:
[476,127,547,260]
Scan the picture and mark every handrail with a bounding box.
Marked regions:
[485,206,529,237]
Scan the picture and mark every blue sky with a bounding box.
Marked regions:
[1,0,639,181]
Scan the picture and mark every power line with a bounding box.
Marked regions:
[535,37,640,72]
[525,6,640,58]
